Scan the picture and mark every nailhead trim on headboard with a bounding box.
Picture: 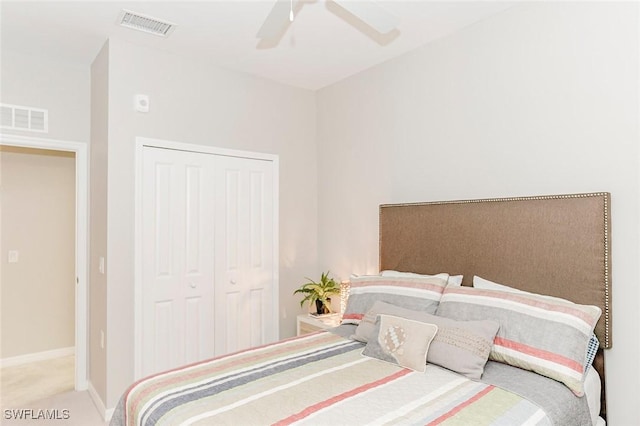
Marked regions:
[603,194,610,348]
[379,192,611,348]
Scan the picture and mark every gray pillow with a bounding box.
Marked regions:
[353,301,499,379]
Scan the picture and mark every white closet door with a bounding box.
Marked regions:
[141,147,216,377]
[140,145,277,377]
[213,155,275,355]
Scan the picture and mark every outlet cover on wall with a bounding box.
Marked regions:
[7,250,19,263]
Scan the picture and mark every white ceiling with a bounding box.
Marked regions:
[1,1,514,90]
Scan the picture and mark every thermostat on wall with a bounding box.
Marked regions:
[135,94,149,113]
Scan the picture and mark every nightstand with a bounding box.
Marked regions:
[296,313,342,336]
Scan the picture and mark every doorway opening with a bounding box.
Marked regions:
[0,135,88,398]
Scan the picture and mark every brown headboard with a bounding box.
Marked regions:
[379,192,611,419]
[379,192,611,348]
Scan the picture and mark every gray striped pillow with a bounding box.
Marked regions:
[342,275,448,325]
[436,285,601,396]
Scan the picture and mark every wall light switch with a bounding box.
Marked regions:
[8,250,19,263]
[99,257,105,274]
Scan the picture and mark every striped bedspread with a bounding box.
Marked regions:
[113,331,551,426]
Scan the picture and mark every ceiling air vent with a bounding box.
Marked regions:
[118,9,176,37]
[0,104,48,133]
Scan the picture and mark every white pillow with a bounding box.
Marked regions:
[381,270,463,286]
[473,276,556,299]
[472,275,519,292]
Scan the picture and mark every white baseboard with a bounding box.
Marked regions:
[105,407,115,421]
[88,381,114,422]
[0,346,74,368]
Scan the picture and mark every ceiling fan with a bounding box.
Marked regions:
[256,0,399,41]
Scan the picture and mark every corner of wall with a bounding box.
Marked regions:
[87,380,114,422]
[89,38,110,406]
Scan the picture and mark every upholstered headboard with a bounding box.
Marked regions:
[379,192,612,419]
[379,192,611,347]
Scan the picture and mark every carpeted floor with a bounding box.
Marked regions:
[1,356,108,425]
[1,355,74,408]
[1,390,108,426]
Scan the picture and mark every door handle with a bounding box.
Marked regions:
[189,282,196,289]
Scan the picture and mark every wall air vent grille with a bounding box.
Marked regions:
[0,104,48,133]
[118,9,176,37]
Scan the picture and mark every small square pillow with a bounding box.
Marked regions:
[436,283,601,396]
[354,301,499,379]
[362,314,438,372]
[342,274,448,326]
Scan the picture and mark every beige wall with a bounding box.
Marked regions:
[0,146,75,358]
[89,41,109,402]
[316,2,639,424]
[98,38,318,407]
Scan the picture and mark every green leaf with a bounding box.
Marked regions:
[293,270,341,311]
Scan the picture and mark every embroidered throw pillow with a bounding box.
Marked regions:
[362,314,438,372]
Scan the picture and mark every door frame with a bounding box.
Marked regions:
[0,133,89,391]
[133,137,280,379]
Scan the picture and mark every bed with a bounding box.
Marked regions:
[111,192,611,426]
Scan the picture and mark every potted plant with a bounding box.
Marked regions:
[293,271,341,316]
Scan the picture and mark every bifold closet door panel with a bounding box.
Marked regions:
[141,146,277,377]
[141,147,216,377]
[213,155,275,356]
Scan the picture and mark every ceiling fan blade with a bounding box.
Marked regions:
[257,0,292,39]
[332,0,399,34]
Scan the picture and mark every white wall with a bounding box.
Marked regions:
[0,147,75,358]
[316,2,638,424]
[0,46,90,382]
[100,38,318,408]
[4,3,637,421]
[0,50,90,142]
